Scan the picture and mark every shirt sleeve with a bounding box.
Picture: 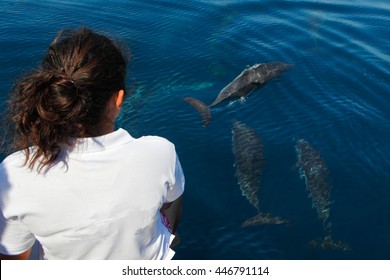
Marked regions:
[0,163,36,255]
[165,154,185,203]
[0,214,36,255]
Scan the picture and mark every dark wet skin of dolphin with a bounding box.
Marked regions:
[183,62,292,126]
[308,235,351,251]
[232,121,289,227]
[295,139,331,228]
[241,212,291,227]
[232,121,264,211]
[295,139,350,250]
[211,62,292,106]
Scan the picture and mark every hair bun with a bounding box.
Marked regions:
[8,27,128,170]
[35,71,90,125]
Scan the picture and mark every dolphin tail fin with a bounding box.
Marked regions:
[241,212,291,227]
[182,97,211,127]
[308,235,351,251]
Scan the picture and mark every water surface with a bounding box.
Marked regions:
[0,0,389,259]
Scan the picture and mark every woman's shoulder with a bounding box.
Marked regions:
[130,135,176,156]
[0,150,27,168]
[0,150,29,181]
[118,129,177,157]
[136,135,173,145]
[117,128,172,145]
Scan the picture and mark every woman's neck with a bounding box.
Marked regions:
[84,119,116,138]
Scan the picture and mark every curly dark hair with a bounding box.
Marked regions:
[6,27,128,171]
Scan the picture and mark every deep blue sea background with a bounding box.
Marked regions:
[0,0,389,260]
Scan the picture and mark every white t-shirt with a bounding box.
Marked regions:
[0,128,185,260]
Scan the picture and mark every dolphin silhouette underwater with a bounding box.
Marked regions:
[232,120,290,227]
[183,62,292,126]
[295,139,350,250]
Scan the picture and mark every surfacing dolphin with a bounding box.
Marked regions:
[183,62,292,126]
[232,121,289,227]
[295,139,350,250]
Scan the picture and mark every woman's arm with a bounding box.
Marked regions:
[161,195,183,248]
[161,195,183,235]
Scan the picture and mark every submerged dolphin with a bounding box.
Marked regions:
[232,121,289,227]
[308,235,351,251]
[295,139,350,250]
[184,62,292,126]
[295,139,331,228]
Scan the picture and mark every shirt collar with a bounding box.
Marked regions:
[69,128,133,154]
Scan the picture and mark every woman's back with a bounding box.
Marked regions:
[1,129,184,259]
[0,28,184,260]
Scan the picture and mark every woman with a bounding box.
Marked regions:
[0,28,184,260]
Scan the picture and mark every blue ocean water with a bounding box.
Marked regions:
[0,0,389,260]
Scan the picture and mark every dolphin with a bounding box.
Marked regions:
[308,235,351,251]
[241,212,291,227]
[184,62,292,126]
[232,121,289,227]
[295,139,331,228]
[295,139,350,250]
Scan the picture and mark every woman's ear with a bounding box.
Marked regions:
[115,89,125,109]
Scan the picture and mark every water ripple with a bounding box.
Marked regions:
[1,0,390,260]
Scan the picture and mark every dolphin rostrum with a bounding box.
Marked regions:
[295,139,350,250]
[232,121,290,227]
[184,62,292,126]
